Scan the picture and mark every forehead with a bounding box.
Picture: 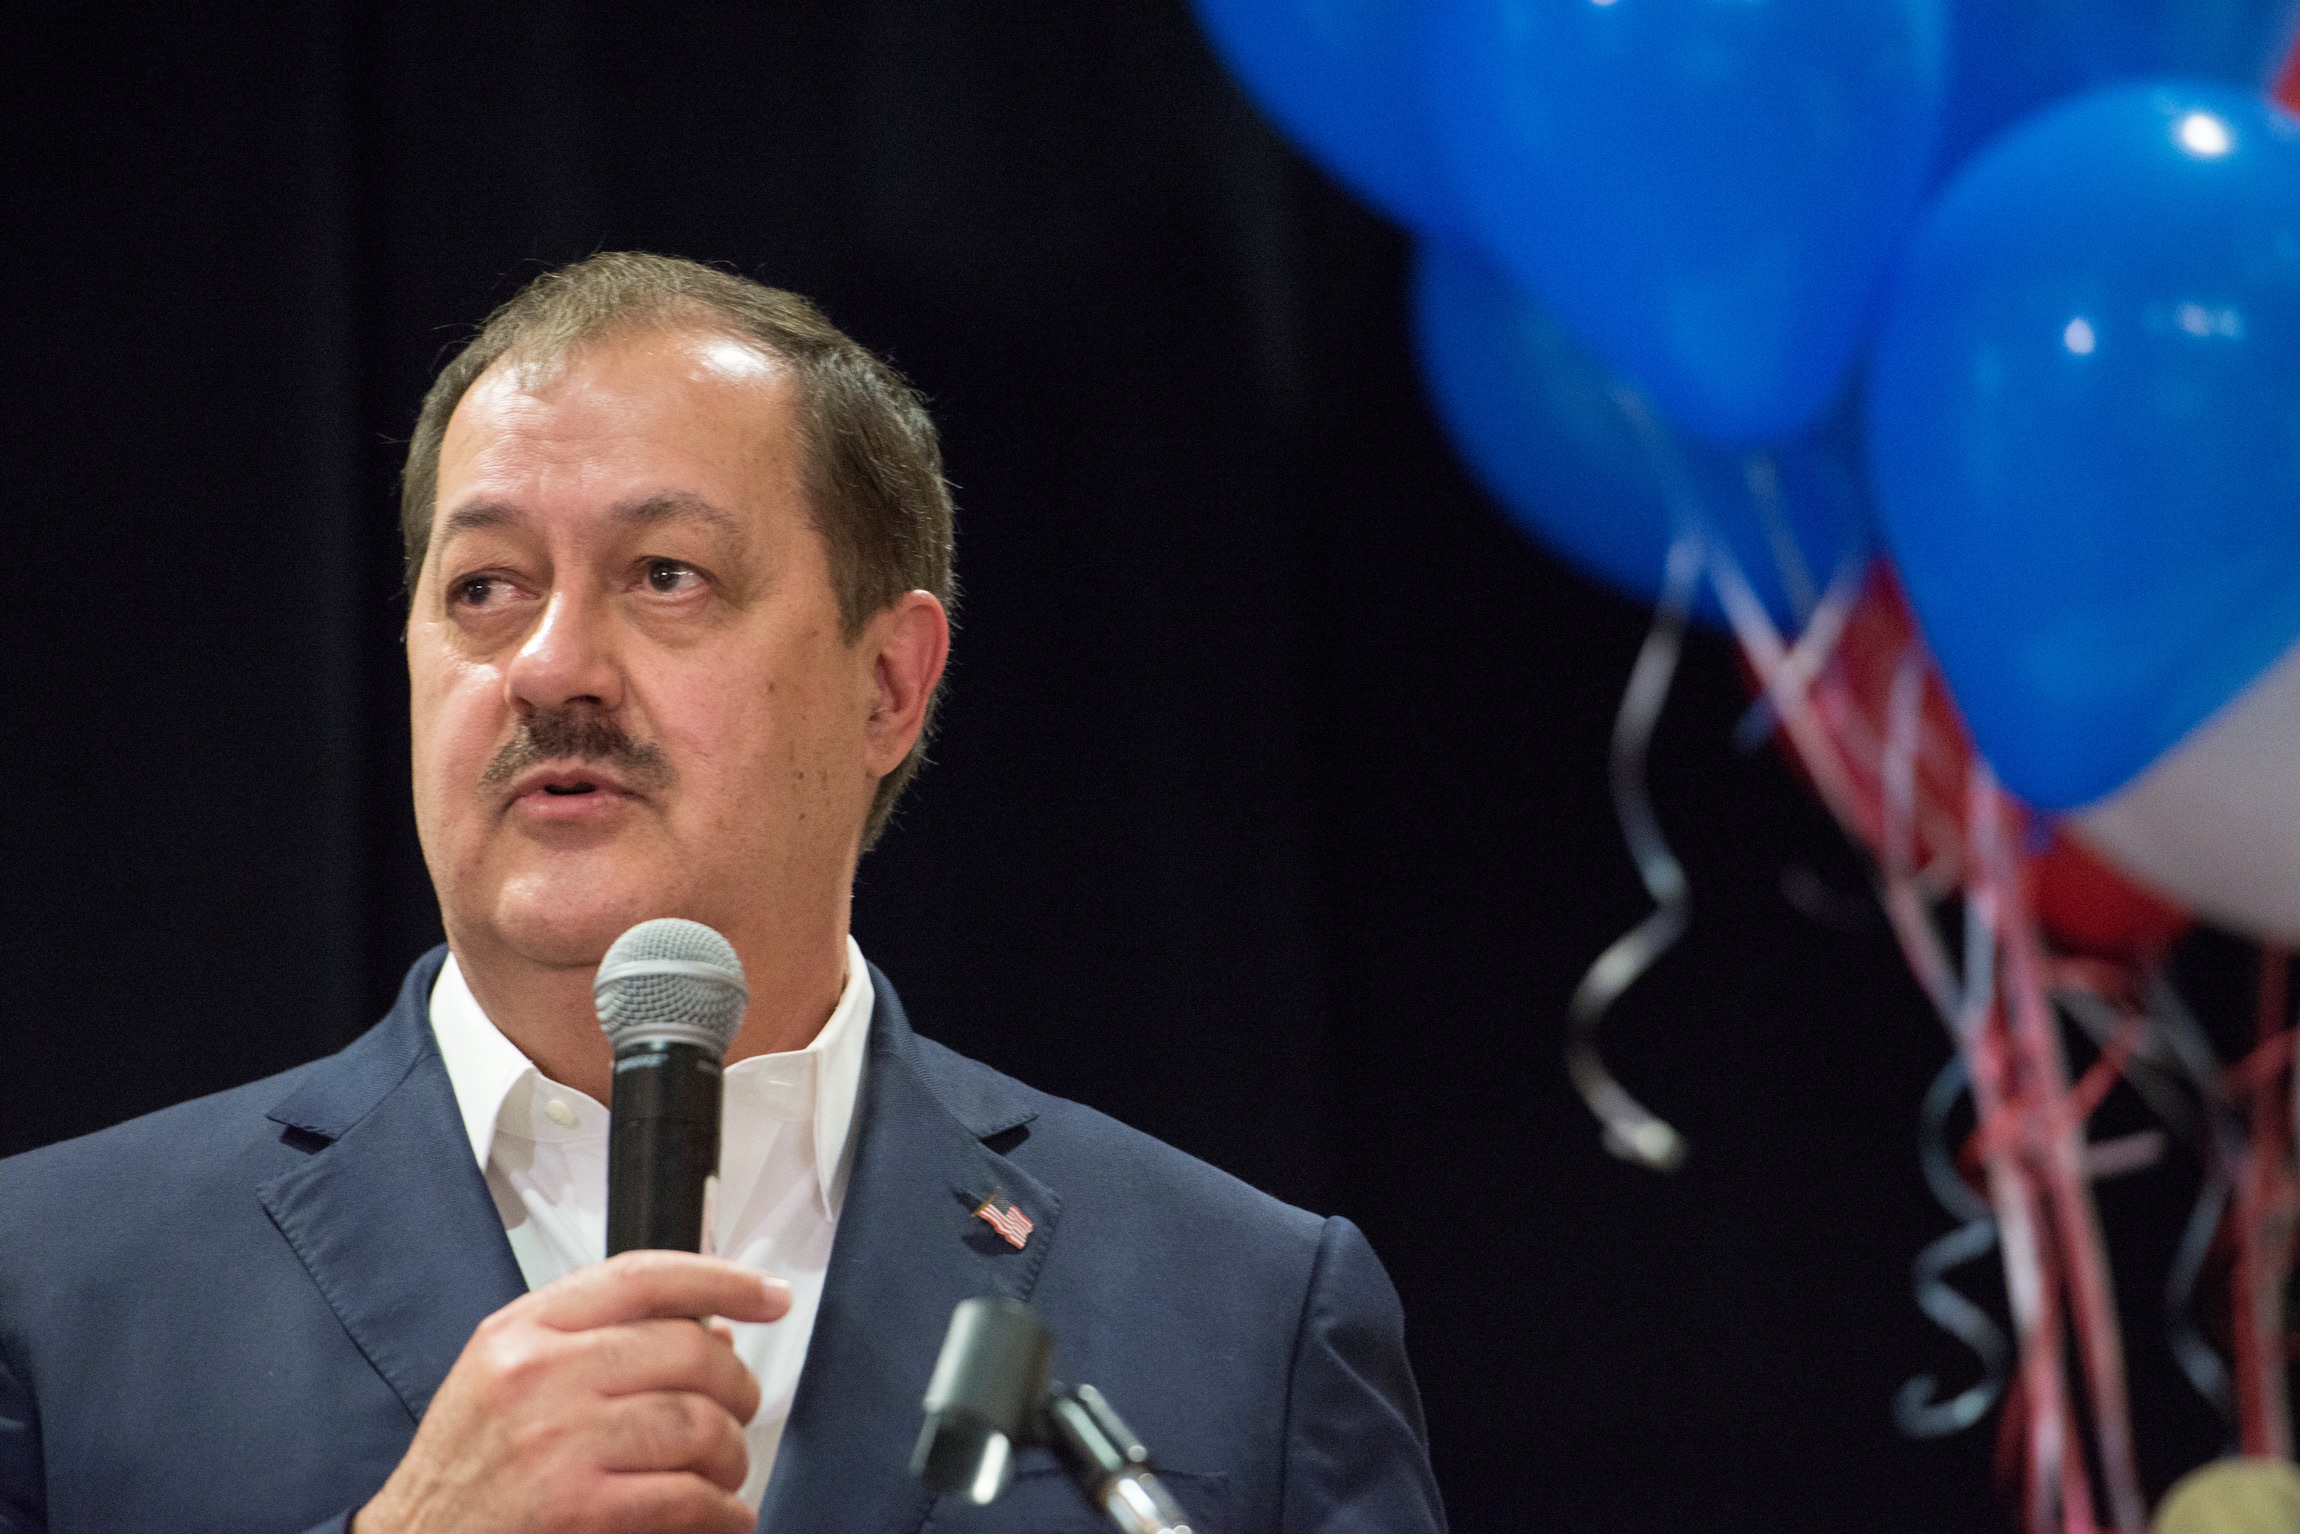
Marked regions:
[437,325,801,513]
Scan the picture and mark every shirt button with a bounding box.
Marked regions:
[544,1098,578,1128]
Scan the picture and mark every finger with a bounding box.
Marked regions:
[585,1472,756,1534]
[527,1251,790,1332]
[572,1319,763,1425]
[595,1391,750,1489]
[705,1319,737,1346]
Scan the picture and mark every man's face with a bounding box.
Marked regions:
[408,325,879,972]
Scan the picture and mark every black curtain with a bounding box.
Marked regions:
[0,5,2235,1528]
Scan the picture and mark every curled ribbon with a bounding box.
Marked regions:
[1562,517,1699,1174]
[1895,1052,2011,1439]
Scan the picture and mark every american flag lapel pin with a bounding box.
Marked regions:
[973,1192,1034,1251]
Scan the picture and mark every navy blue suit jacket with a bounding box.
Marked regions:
[0,951,1443,1533]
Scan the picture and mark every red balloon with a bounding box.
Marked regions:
[2028,826,2191,963]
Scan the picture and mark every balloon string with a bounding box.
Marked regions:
[1953,780,2071,1534]
[2054,979,2205,1154]
[1728,553,1864,757]
[1741,451,1819,623]
[2141,971,2243,1432]
[1693,471,2071,1520]
[2168,1176,2238,1427]
[2147,971,2251,1167]
[1976,772,2151,1533]
[2232,945,2295,1459]
[2225,1027,2298,1098]
[1563,522,1700,1173]
[1623,378,1866,842]
[1921,1056,1995,1225]
[2056,960,2246,1446]
[1958,1012,2145,1167]
[1701,519,2062,1524]
[1884,651,1961,1020]
[1551,385,1750,1174]
[1898,1217,2012,1437]
[1704,533,1868,836]
[1897,1051,2012,1439]
[1620,396,2146,1531]
[1569,393,1865,1172]
[2063,1022,2145,1134]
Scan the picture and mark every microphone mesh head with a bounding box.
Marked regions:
[594,918,748,1056]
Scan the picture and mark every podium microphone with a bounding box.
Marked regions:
[1042,1383,1196,1534]
[594,918,748,1255]
[912,1298,1053,1505]
[914,1299,1197,1534]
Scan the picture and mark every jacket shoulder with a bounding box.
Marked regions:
[907,1032,1326,1249]
[0,1058,324,1213]
[0,949,445,1218]
[898,1032,1440,1534]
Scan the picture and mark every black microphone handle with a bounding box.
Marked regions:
[606,1040,724,1256]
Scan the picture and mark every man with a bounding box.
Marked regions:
[0,254,1443,1534]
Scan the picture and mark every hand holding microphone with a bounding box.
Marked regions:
[355,1254,787,1534]
[357,920,765,1534]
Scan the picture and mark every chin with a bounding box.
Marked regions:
[483,868,678,970]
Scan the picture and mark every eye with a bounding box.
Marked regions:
[644,559,705,596]
[452,575,510,608]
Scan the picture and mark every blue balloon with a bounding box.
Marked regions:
[1414,242,1867,629]
[1867,84,2300,810]
[1426,0,1948,446]
[1942,0,2300,172]
[1190,0,1460,236]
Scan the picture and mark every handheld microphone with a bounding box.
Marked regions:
[594,918,748,1256]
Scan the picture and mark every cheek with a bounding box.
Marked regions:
[411,647,508,798]
[666,680,800,792]
[655,655,853,808]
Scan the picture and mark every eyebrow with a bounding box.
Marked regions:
[434,491,746,544]
[437,499,521,542]
[612,491,745,538]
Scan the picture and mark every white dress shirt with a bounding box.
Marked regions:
[428,939,874,1508]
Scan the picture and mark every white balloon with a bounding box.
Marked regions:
[2074,635,2300,943]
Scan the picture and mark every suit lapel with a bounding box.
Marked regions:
[758,969,1061,1534]
[250,952,1055,1517]
[256,948,527,1422]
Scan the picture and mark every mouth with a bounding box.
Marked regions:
[503,763,642,814]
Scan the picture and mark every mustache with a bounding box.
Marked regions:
[479,705,674,792]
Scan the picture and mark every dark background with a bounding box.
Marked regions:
[0,5,2245,1529]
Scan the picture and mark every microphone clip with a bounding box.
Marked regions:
[910,1298,1196,1534]
[1042,1380,1197,1534]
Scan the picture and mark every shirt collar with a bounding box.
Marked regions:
[428,937,876,1219]
[429,953,538,1173]
[733,935,871,1219]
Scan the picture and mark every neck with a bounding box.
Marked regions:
[450,904,852,1104]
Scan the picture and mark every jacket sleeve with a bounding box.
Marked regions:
[0,1330,352,1534]
[1278,1216,1448,1534]
[0,1331,41,1534]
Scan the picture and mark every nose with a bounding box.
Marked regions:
[503,586,623,716]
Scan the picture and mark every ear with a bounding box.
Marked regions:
[860,590,952,778]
